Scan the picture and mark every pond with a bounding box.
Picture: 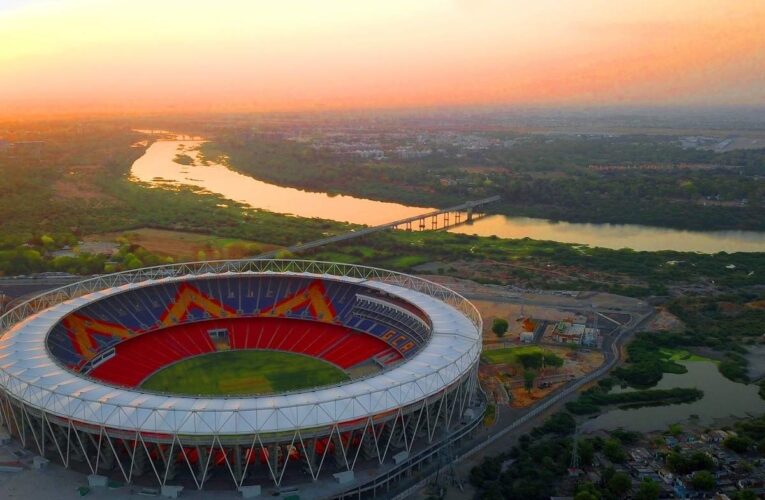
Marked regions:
[581,361,765,433]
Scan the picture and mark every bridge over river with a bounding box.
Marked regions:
[258,195,501,258]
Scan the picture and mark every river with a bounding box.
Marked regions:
[129,138,765,253]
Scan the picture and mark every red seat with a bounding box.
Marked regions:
[88,317,399,388]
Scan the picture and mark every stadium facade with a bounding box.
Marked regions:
[0,260,484,496]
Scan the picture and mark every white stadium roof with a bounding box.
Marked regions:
[0,271,481,436]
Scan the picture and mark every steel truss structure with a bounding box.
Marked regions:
[0,260,483,493]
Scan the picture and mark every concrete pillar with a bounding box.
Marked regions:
[391,421,406,450]
[131,442,147,478]
[304,439,317,477]
[162,445,177,482]
[268,444,280,482]
[233,445,243,483]
[331,434,345,467]
[360,433,377,460]
[97,438,115,472]
[196,446,209,484]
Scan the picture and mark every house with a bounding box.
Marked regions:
[708,430,732,443]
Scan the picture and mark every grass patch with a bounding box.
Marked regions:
[482,346,563,370]
[483,345,547,365]
[140,350,349,396]
[382,254,430,269]
[87,227,278,260]
[659,348,714,363]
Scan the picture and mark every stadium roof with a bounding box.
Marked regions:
[0,271,480,435]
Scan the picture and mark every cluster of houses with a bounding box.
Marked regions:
[0,140,44,157]
[585,428,764,499]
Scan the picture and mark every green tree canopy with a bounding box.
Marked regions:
[634,478,661,500]
[523,370,536,393]
[492,318,509,338]
[691,470,716,491]
[607,471,632,495]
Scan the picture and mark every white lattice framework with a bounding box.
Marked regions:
[0,260,483,491]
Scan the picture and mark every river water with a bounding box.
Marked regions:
[129,139,765,253]
[450,216,765,253]
[130,140,430,226]
[581,362,765,433]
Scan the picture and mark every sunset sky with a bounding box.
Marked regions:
[1,0,764,116]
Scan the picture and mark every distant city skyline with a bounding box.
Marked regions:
[1,0,764,117]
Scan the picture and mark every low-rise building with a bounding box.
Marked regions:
[549,321,599,346]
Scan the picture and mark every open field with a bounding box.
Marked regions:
[85,227,281,260]
[140,350,349,396]
[482,345,553,365]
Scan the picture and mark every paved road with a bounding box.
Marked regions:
[0,277,84,312]
[395,305,656,500]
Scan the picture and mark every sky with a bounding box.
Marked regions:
[1,0,764,116]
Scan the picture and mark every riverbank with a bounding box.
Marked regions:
[129,135,765,253]
[201,130,765,234]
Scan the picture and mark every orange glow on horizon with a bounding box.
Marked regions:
[1,0,763,117]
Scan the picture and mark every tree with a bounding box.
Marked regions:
[607,471,632,496]
[574,483,601,500]
[275,249,296,259]
[757,437,765,455]
[534,411,575,436]
[523,370,536,393]
[492,318,509,338]
[691,470,716,491]
[574,492,599,500]
[123,253,143,270]
[634,478,661,500]
[723,435,750,453]
[543,352,564,368]
[603,438,627,463]
[668,423,683,436]
[666,450,714,474]
[578,439,595,466]
[40,234,55,249]
[517,351,544,369]
[734,490,758,500]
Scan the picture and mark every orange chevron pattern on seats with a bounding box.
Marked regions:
[63,280,339,364]
[262,280,336,322]
[62,314,132,360]
[160,283,237,326]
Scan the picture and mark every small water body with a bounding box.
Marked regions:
[129,137,765,253]
[581,362,765,433]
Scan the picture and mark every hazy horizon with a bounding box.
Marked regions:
[2,0,764,118]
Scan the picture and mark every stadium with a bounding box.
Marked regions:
[0,260,484,497]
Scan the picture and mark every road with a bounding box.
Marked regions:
[394,302,656,500]
[0,276,83,311]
